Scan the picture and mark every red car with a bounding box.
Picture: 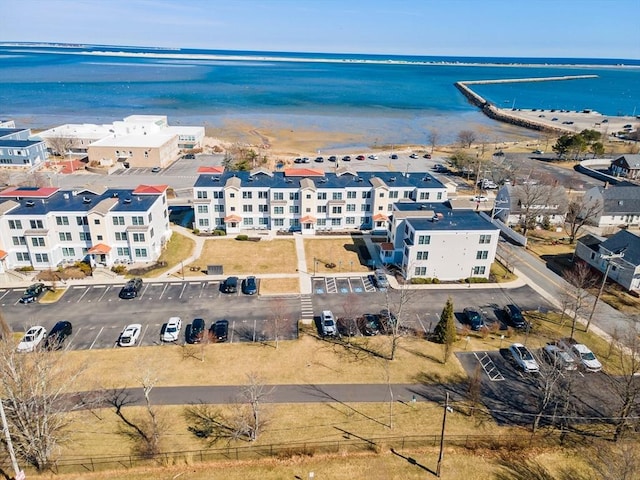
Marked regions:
[356,155,365,161]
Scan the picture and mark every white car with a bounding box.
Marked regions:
[161,317,182,343]
[409,153,418,159]
[368,154,378,160]
[321,310,337,337]
[118,324,142,347]
[472,195,489,202]
[508,343,540,373]
[17,326,47,353]
[571,344,602,372]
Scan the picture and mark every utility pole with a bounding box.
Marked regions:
[436,391,450,477]
[586,251,625,331]
[0,398,22,479]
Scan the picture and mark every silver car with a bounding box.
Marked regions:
[509,343,540,373]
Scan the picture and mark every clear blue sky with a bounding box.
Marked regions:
[2,0,639,59]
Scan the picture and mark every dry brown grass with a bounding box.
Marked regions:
[187,238,297,275]
[304,238,372,274]
[258,277,300,295]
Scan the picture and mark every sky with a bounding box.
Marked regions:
[1,0,639,59]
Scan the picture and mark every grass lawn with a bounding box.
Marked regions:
[187,238,297,275]
[304,237,372,274]
[135,231,196,279]
[258,277,300,295]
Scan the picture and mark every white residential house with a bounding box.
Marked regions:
[493,184,568,229]
[192,167,448,235]
[380,203,500,281]
[582,184,640,228]
[0,184,172,272]
[574,229,640,292]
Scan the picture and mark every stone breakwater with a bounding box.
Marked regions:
[454,75,599,134]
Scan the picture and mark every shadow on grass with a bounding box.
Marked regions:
[390,448,437,476]
[540,253,574,277]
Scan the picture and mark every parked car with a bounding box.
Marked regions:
[337,317,359,337]
[241,276,258,295]
[471,195,489,202]
[187,318,206,344]
[504,304,527,329]
[118,324,142,347]
[302,157,310,163]
[570,344,602,372]
[341,155,351,162]
[462,307,485,331]
[210,320,229,342]
[17,326,47,353]
[44,321,73,350]
[161,317,182,343]
[151,166,161,173]
[294,157,303,164]
[358,314,380,336]
[119,278,143,299]
[508,343,540,373]
[542,344,577,371]
[20,283,46,304]
[328,155,337,162]
[423,153,432,159]
[314,156,324,163]
[321,310,337,337]
[409,153,418,159]
[532,149,544,154]
[356,155,365,161]
[390,154,398,160]
[374,269,389,289]
[368,154,378,160]
[222,276,238,294]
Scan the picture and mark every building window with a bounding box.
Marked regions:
[306,194,311,199]
[479,235,491,244]
[360,204,370,212]
[346,217,356,225]
[8,220,22,229]
[416,251,429,260]
[317,192,327,200]
[347,191,356,199]
[30,219,44,229]
[243,218,254,226]
[77,216,88,226]
[332,206,342,214]
[389,191,398,199]
[420,192,430,200]
[94,219,100,225]
[35,253,49,263]
[16,252,30,262]
[317,205,327,213]
[56,216,69,226]
[331,218,341,226]
[258,191,268,199]
[289,205,299,214]
[476,250,489,260]
[79,232,91,241]
[31,237,45,247]
[117,247,130,256]
[132,216,144,225]
[12,236,26,246]
[115,232,127,241]
[214,205,224,212]
[362,191,371,199]
[415,266,427,276]
[113,216,125,226]
[135,248,148,258]
[274,206,284,215]
[132,233,146,242]
[196,190,208,199]
[242,191,252,199]
[289,192,299,200]
[437,192,443,200]
[332,192,342,200]
[243,205,253,213]
[259,217,268,225]
[58,232,72,241]
[197,205,208,213]
[229,193,235,198]
[273,218,284,227]
[473,266,486,275]
[418,235,431,245]
[212,191,223,199]
[273,192,284,200]
[259,204,268,213]
[347,204,356,212]
[62,247,75,257]
[317,218,326,226]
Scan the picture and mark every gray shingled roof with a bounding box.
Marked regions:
[599,185,640,215]
[600,229,640,267]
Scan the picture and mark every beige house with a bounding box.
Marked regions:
[88,131,179,169]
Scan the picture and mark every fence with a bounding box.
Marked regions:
[48,431,593,475]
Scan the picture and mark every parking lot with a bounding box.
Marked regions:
[312,275,378,295]
[1,281,300,351]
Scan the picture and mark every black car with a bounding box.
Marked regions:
[210,320,229,342]
[314,156,324,163]
[119,278,143,299]
[358,314,380,336]
[44,321,73,350]
[222,276,238,294]
[341,155,351,162]
[241,276,258,295]
[504,304,527,329]
[328,155,337,162]
[20,283,46,304]
[337,317,359,337]
[462,307,485,331]
[390,154,398,159]
[188,318,206,344]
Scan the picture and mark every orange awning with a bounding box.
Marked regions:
[373,213,389,221]
[300,215,317,223]
[0,250,8,260]
[224,215,241,223]
[88,243,112,254]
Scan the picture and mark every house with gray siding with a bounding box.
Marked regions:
[0,127,48,169]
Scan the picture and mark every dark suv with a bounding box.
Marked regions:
[504,304,527,329]
[463,307,485,331]
[210,320,229,342]
[20,283,46,304]
[44,321,73,350]
[222,276,238,294]
[187,318,206,344]
[119,278,143,299]
[241,276,257,295]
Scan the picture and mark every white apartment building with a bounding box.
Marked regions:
[381,203,500,281]
[0,184,171,273]
[192,167,448,235]
[36,115,205,168]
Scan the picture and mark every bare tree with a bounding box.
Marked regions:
[106,371,166,457]
[46,134,75,160]
[561,261,597,338]
[457,130,477,148]
[513,183,567,236]
[564,198,602,244]
[237,373,274,442]
[606,325,640,441]
[531,354,566,432]
[586,439,640,479]
[0,338,90,471]
[427,129,439,153]
[267,298,288,349]
[380,282,416,361]
[183,403,245,445]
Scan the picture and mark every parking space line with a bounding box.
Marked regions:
[325,278,337,294]
[415,314,427,334]
[0,290,11,300]
[97,285,111,302]
[66,326,81,350]
[474,351,505,381]
[179,283,187,299]
[230,320,235,343]
[139,324,150,346]
[89,327,104,350]
[159,283,169,299]
[76,287,91,303]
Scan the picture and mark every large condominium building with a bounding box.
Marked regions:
[36,115,205,169]
[0,184,171,273]
[192,167,449,235]
[0,127,48,169]
[381,202,500,281]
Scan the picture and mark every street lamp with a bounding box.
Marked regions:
[585,249,626,333]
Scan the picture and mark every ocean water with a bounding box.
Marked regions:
[1,44,639,147]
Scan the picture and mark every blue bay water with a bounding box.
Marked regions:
[1,44,639,147]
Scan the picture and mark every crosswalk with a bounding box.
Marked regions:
[300,295,314,323]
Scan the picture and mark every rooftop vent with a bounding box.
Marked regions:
[420,204,428,210]
[285,179,293,183]
[63,193,70,200]
[25,201,35,207]
[422,176,431,181]
[212,176,220,182]
[112,192,119,198]
[356,177,363,182]
[389,176,396,182]
[82,196,92,204]
[248,176,254,182]
[123,198,132,204]
[319,178,328,183]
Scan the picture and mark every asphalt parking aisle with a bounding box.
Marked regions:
[0,288,23,306]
